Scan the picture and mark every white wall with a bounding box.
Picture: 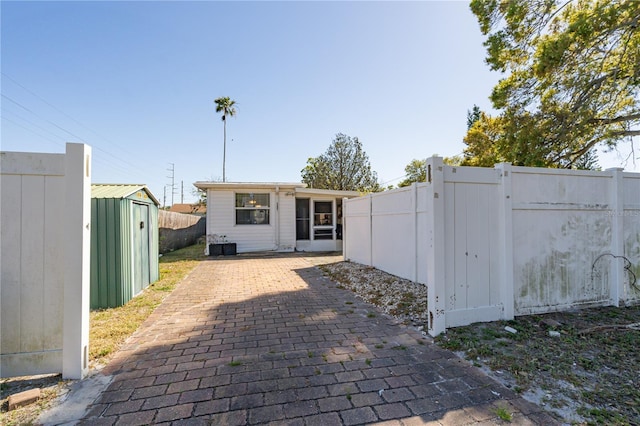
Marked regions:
[207,189,278,253]
[344,158,640,336]
[277,192,296,251]
[1,143,91,379]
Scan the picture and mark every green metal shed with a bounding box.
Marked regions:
[90,184,160,309]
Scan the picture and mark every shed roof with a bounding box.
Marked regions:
[91,184,160,206]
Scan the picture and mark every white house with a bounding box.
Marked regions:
[193,182,360,253]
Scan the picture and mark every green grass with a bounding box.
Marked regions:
[89,243,206,364]
[493,406,512,422]
[391,345,407,351]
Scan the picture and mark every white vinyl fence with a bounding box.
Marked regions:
[1,143,91,379]
[344,157,640,336]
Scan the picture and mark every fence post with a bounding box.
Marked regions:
[496,163,515,320]
[412,182,418,283]
[426,156,446,336]
[368,193,373,266]
[62,143,91,379]
[342,197,349,261]
[607,167,625,306]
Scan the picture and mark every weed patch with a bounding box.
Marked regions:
[435,306,640,424]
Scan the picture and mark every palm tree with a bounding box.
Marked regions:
[214,97,237,182]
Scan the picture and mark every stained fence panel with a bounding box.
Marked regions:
[623,173,640,303]
[512,170,614,315]
[343,160,639,336]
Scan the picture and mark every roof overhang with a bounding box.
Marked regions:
[193,181,362,199]
[193,182,305,191]
[294,187,361,198]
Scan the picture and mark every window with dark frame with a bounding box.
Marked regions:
[313,201,332,226]
[313,201,333,240]
[296,198,310,240]
[235,193,270,225]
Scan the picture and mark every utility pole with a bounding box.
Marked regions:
[167,163,175,207]
[163,186,166,209]
[181,180,184,204]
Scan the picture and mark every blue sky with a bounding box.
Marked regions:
[2,1,637,205]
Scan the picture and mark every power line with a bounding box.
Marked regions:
[1,72,139,159]
[1,93,146,175]
[1,115,138,175]
[1,116,65,149]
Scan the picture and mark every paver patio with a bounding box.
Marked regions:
[80,253,558,425]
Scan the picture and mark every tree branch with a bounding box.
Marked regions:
[590,112,640,125]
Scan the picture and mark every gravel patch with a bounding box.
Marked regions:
[319,261,428,329]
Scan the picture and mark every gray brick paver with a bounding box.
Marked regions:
[79,254,552,425]
[340,406,379,425]
[318,395,353,412]
[373,402,412,420]
[141,393,179,410]
[178,388,214,404]
[102,399,144,416]
[229,392,264,410]
[113,409,156,426]
[166,378,199,394]
[154,403,194,422]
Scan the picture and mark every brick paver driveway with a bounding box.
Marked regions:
[81,253,557,425]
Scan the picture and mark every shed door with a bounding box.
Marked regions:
[133,203,150,295]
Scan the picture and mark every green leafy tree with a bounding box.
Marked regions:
[443,155,463,166]
[301,133,381,192]
[398,159,427,187]
[467,0,639,168]
[467,104,482,130]
[214,97,237,182]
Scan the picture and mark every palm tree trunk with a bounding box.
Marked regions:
[223,115,227,182]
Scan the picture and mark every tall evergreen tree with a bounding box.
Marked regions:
[301,133,380,192]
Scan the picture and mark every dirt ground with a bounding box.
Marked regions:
[0,373,70,426]
[435,306,640,425]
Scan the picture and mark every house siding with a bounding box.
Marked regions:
[208,190,278,252]
[277,192,296,251]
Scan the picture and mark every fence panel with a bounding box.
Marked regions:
[158,210,205,254]
[416,183,430,284]
[511,169,614,314]
[343,158,640,336]
[1,144,90,379]
[443,169,503,327]
[371,187,416,281]
[623,173,640,303]
[343,195,372,266]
